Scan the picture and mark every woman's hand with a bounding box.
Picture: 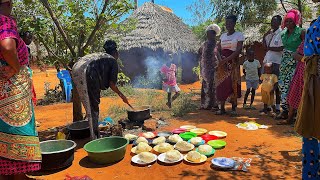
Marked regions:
[0,66,16,80]
[293,52,303,62]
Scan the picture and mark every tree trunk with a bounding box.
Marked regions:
[297,0,303,27]
[280,0,287,13]
[134,0,138,9]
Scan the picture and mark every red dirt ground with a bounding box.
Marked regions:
[30,70,302,180]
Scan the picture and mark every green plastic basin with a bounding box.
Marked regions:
[84,136,129,165]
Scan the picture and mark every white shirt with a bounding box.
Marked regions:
[243,59,261,80]
[263,28,283,64]
[220,32,245,51]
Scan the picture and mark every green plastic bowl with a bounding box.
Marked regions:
[84,136,129,165]
[208,140,227,149]
[179,132,197,141]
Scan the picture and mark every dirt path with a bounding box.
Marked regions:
[30,70,302,179]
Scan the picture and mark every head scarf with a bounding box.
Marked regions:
[206,24,221,36]
[282,9,301,29]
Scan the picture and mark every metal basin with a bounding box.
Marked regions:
[84,136,129,165]
[67,120,90,139]
[127,105,151,122]
[40,140,77,170]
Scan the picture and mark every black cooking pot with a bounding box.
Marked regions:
[67,120,90,139]
[40,140,77,170]
[127,105,151,122]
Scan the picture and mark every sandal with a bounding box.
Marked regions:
[243,104,251,110]
[275,112,288,120]
[166,102,172,109]
[229,111,238,117]
[215,110,226,115]
[250,105,257,110]
[277,119,294,125]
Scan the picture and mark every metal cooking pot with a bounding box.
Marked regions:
[67,120,90,139]
[40,140,77,170]
[127,105,151,122]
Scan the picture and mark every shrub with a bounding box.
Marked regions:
[117,72,131,86]
[37,82,64,106]
[171,93,197,117]
[107,105,127,121]
[192,63,201,80]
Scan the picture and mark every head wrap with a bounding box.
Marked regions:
[206,24,221,36]
[282,9,301,28]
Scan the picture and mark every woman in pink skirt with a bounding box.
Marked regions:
[160,56,180,108]
[278,40,305,125]
[0,0,41,179]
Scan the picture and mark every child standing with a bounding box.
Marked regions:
[260,63,278,115]
[242,49,261,109]
[160,58,180,108]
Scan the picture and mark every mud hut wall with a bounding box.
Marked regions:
[241,42,266,65]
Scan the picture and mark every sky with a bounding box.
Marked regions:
[122,0,212,26]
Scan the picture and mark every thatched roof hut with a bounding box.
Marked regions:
[119,2,200,86]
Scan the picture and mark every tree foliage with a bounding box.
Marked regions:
[14,0,135,121]
[210,0,277,26]
[14,0,134,68]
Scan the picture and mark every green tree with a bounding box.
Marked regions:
[210,0,277,26]
[14,0,134,121]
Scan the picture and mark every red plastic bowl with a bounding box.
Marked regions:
[172,128,187,134]
[201,134,218,143]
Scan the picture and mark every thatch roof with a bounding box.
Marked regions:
[119,2,199,53]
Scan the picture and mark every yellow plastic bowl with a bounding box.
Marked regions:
[190,128,208,136]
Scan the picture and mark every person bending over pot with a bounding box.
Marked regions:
[72,40,129,139]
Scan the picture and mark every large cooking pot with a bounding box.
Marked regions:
[67,120,90,139]
[127,105,151,122]
[40,140,77,170]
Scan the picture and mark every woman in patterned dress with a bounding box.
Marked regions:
[216,15,244,116]
[72,40,129,140]
[198,24,221,110]
[294,16,320,180]
[278,40,305,125]
[276,9,305,120]
[0,0,41,179]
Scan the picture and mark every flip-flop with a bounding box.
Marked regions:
[215,110,226,115]
[277,120,294,125]
[275,112,288,120]
[229,111,238,117]
[250,106,257,110]
[243,104,251,110]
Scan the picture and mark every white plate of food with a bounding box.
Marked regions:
[174,141,195,153]
[183,151,207,164]
[180,125,197,131]
[131,152,157,165]
[157,151,184,164]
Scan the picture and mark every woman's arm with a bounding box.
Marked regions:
[300,29,306,41]
[293,52,304,62]
[0,38,20,79]
[109,81,129,104]
[221,41,244,63]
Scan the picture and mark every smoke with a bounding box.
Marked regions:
[132,56,164,89]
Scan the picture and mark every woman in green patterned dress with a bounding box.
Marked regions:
[276,9,305,121]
